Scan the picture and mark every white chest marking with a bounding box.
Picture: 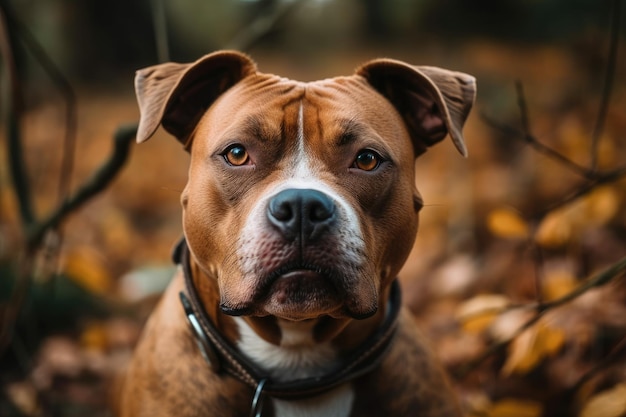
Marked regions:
[234,317,354,417]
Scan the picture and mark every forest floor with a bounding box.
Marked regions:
[1,42,626,417]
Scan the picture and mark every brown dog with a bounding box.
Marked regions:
[119,51,475,417]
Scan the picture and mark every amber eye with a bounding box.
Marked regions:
[224,145,249,166]
[354,150,381,171]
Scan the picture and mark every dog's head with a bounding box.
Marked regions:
[135,51,475,323]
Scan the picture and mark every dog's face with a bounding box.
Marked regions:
[135,51,475,323]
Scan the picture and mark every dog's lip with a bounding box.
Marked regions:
[261,263,340,291]
[220,265,343,318]
[268,269,337,294]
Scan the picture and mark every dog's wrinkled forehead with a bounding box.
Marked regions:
[196,74,406,149]
[134,50,476,157]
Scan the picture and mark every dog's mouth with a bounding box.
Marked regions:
[220,264,374,321]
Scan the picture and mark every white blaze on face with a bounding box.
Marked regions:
[237,100,366,281]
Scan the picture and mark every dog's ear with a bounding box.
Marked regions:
[357,59,476,157]
[134,50,257,145]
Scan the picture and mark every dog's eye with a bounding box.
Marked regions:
[223,145,249,166]
[353,150,381,171]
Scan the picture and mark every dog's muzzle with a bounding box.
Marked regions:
[267,188,336,243]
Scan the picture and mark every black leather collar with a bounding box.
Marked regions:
[173,239,401,415]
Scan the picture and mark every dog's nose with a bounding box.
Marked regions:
[267,188,336,242]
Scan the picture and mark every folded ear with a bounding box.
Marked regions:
[357,59,476,157]
[134,50,257,145]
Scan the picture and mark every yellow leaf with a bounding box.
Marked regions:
[489,309,534,343]
[542,270,578,302]
[5,382,39,416]
[62,247,113,295]
[583,186,619,226]
[487,208,529,239]
[487,398,542,417]
[502,321,565,375]
[100,209,135,258]
[456,294,510,333]
[80,322,108,351]
[535,210,572,248]
[580,383,626,417]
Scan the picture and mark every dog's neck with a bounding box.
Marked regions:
[179,239,401,417]
[188,252,389,373]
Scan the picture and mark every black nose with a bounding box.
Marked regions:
[267,188,336,242]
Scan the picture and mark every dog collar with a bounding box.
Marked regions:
[173,239,401,415]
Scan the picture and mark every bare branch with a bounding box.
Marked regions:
[532,164,626,220]
[568,334,626,397]
[225,0,307,52]
[26,124,137,250]
[590,0,621,172]
[481,113,590,178]
[0,4,35,228]
[454,255,626,379]
[150,0,170,63]
[9,15,78,211]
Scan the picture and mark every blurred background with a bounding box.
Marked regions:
[1,0,626,416]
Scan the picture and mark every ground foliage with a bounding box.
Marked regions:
[1,4,626,417]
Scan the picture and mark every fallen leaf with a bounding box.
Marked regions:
[580,383,626,417]
[502,321,565,375]
[489,308,534,342]
[487,208,529,239]
[542,269,578,302]
[61,246,113,295]
[456,294,510,333]
[583,186,620,226]
[534,210,573,248]
[80,322,108,351]
[5,382,39,416]
[487,398,542,417]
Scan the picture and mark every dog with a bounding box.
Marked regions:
[119,50,475,417]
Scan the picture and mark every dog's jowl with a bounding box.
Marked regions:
[119,51,476,417]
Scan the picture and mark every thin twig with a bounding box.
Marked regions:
[26,124,138,250]
[9,12,79,281]
[0,3,36,355]
[0,4,35,228]
[567,334,626,397]
[150,0,169,63]
[481,113,591,178]
[225,0,307,52]
[536,256,626,312]
[10,16,78,211]
[483,109,626,220]
[590,0,621,172]
[515,81,532,141]
[532,164,626,220]
[454,255,626,379]
[1,125,137,354]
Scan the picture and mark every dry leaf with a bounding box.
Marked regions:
[583,186,620,226]
[100,209,135,258]
[542,269,578,302]
[487,208,529,239]
[489,308,534,342]
[535,186,620,249]
[487,398,542,417]
[580,383,626,417]
[502,321,565,375]
[61,246,113,294]
[535,210,573,248]
[456,294,510,333]
[5,382,39,416]
[80,322,108,351]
